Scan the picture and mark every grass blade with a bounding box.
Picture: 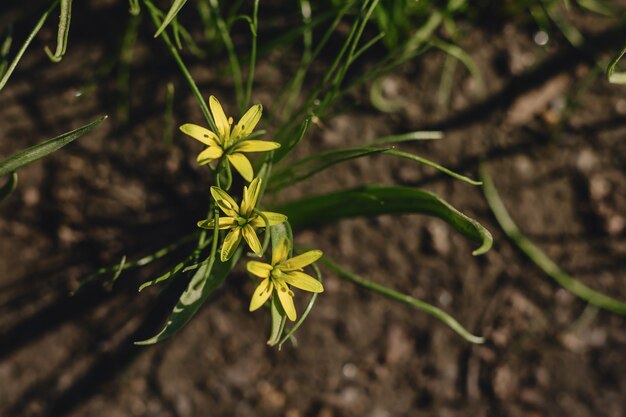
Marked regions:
[430,37,485,98]
[320,256,484,344]
[266,222,292,346]
[129,0,141,15]
[268,147,387,192]
[0,26,13,78]
[135,249,240,345]
[272,117,310,163]
[276,184,492,256]
[384,149,481,185]
[0,172,17,203]
[269,145,480,192]
[607,45,626,84]
[154,0,188,38]
[0,1,59,91]
[0,115,107,177]
[277,262,322,349]
[372,131,442,144]
[144,0,217,132]
[44,0,72,62]
[480,163,626,315]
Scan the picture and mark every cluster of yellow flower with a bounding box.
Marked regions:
[180,96,323,321]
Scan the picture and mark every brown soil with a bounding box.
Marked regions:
[1,2,626,416]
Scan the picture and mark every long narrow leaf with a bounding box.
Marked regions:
[272,117,310,163]
[144,0,217,132]
[135,249,240,345]
[277,262,322,349]
[276,185,492,256]
[129,0,141,15]
[0,1,58,91]
[607,45,626,84]
[480,164,626,315]
[154,0,188,38]
[269,145,480,192]
[266,222,291,346]
[0,172,17,203]
[321,256,484,344]
[268,147,387,192]
[0,27,13,78]
[0,115,107,177]
[45,0,72,62]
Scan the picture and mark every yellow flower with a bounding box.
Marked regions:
[198,177,287,262]
[180,96,281,182]
[247,237,324,321]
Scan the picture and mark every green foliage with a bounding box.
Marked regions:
[44,0,72,62]
[607,45,626,84]
[0,116,107,178]
[136,249,241,345]
[321,256,484,343]
[0,1,59,91]
[0,172,17,203]
[277,185,493,256]
[481,165,626,315]
[8,0,579,347]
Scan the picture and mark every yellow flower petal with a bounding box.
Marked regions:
[234,140,281,153]
[272,237,290,265]
[242,224,262,257]
[196,146,224,165]
[247,261,272,278]
[210,186,240,217]
[180,123,221,146]
[275,280,296,321]
[231,104,262,140]
[249,212,287,227]
[209,96,231,141]
[249,278,273,311]
[197,216,236,230]
[282,271,324,293]
[221,227,242,262]
[227,153,254,182]
[280,250,323,271]
[240,177,261,217]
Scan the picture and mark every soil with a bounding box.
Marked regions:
[1,2,626,417]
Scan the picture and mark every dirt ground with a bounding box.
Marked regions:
[1,2,626,416]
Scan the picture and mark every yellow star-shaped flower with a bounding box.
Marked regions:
[198,177,287,262]
[180,96,280,182]
[247,237,324,321]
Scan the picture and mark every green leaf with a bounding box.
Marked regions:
[44,0,72,63]
[266,221,292,346]
[269,133,477,192]
[276,184,492,256]
[607,45,626,85]
[0,172,17,203]
[272,117,311,163]
[0,27,13,78]
[0,116,107,178]
[321,256,484,344]
[267,294,287,346]
[269,146,386,192]
[430,37,485,98]
[128,0,141,15]
[0,1,58,91]
[154,0,188,38]
[277,262,322,349]
[144,0,217,133]
[480,163,626,315]
[135,249,240,345]
[383,149,481,185]
[371,130,442,145]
